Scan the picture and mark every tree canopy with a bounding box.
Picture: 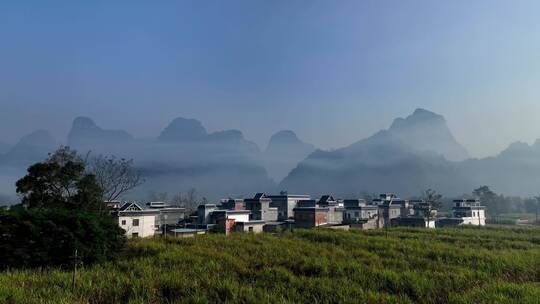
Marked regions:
[16,146,105,213]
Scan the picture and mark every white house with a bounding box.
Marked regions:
[116,202,159,238]
[452,199,486,226]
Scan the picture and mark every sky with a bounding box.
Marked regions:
[1,0,540,158]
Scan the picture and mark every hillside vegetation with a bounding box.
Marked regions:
[1,227,540,303]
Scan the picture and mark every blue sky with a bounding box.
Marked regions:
[1,0,540,157]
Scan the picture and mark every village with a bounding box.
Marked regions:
[111,192,487,238]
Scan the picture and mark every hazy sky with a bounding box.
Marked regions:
[1,0,540,158]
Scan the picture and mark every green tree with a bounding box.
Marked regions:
[0,208,125,269]
[16,146,104,213]
[473,186,501,214]
[422,189,443,210]
[2,146,126,269]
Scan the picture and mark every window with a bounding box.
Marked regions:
[121,220,126,225]
[132,233,139,238]
[473,212,476,217]
[133,219,140,226]
[248,227,254,232]
[355,212,360,218]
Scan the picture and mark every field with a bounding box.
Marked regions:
[1,227,540,304]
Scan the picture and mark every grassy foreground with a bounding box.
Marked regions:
[1,227,540,304]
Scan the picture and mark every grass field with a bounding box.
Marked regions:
[1,227,540,304]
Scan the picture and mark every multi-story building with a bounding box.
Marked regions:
[116,202,159,238]
[343,199,379,229]
[267,193,311,220]
[451,199,486,226]
[244,193,278,222]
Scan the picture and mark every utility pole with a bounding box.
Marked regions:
[71,249,79,292]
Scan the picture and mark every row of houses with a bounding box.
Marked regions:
[111,192,486,238]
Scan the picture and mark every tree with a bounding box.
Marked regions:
[86,154,144,203]
[16,146,104,213]
[170,188,199,210]
[422,189,443,210]
[473,186,500,214]
[0,208,125,269]
[421,189,443,227]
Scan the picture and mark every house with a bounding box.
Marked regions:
[373,194,403,227]
[234,220,266,233]
[293,205,329,228]
[211,210,251,235]
[145,201,187,233]
[343,199,379,229]
[116,202,159,238]
[244,193,278,222]
[267,192,311,220]
[197,204,218,226]
[440,199,486,226]
[317,195,344,225]
[168,228,206,238]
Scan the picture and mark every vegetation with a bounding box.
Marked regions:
[16,146,104,213]
[1,147,126,270]
[0,208,125,269]
[1,227,539,303]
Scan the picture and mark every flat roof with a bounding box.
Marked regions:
[212,210,251,214]
[235,220,266,225]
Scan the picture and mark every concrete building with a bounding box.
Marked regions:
[197,204,217,226]
[145,201,187,233]
[116,202,159,238]
[293,206,329,228]
[451,199,486,226]
[343,199,379,229]
[234,220,266,233]
[373,194,403,227]
[317,195,344,225]
[267,193,311,220]
[244,193,278,222]
[211,210,251,235]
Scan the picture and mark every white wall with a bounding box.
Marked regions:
[228,213,250,223]
[118,214,157,238]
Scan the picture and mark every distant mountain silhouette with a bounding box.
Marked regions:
[388,108,469,161]
[68,117,133,149]
[280,109,474,197]
[4,109,540,198]
[1,130,57,167]
[158,117,207,142]
[459,140,540,196]
[65,116,273,200]
[263,130,315,181]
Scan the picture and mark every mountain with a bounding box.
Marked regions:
[280,109,473,197]
[459,139,540,196]
[388,108,469,161]
[68,117,134,150]
[1,130,57,167]
[157,117,207,142]
[263,130,315,182]
[66,116,273,200]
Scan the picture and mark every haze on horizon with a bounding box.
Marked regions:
[2,1,540,158]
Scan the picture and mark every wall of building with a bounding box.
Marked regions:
[118,214,156,238]
[235,223,264,233]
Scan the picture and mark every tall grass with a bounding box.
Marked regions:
[1,227,539,303]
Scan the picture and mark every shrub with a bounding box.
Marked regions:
[0,208,125,269]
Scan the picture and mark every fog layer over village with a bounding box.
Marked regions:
[2,108,540,203]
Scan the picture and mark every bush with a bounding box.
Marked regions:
[0,208,125,269]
